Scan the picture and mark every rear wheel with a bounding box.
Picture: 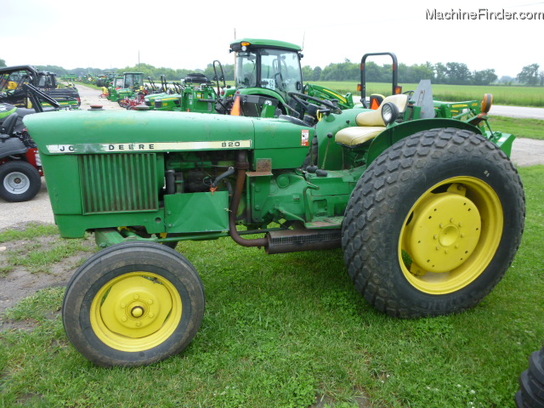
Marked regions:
[516,348,544,407]
[0,161,41,202]
[63,242,205,366]
[342,128,525,317]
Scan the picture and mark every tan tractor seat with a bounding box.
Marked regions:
[336,94,409,147]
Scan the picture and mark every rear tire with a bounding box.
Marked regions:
[0,161,41,202]
[342,128,525,317]
[62,242,205,367]
[517,348,544,407]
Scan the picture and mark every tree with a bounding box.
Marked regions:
[302,66,315,81]
[517,63,540,86]
[0,59,6,68]
[363,61,384,82]
[302,66,323,82]
[203,63,234,82]
[321,59,358,81]
[472,69,497,85]
[434,63,448,83]
[445,62,472,85]
[400,62,435,83]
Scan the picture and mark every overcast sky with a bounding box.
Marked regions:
[2,0,543,78]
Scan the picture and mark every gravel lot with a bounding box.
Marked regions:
[0,85,543,231]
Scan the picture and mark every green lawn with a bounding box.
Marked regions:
[1,165,543,408]
[489,116,544,140]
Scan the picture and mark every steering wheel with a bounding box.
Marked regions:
[287,92,342,115]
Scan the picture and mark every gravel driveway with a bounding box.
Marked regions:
[0,85,542,230]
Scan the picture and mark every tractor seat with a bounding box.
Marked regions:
[335,94,409,147]
[0,113,18,139]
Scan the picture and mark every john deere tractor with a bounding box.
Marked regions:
[104,72,145,103]
[141,39,355,118]
[24,58,525,367]
[144,67,226,113]
[222,38,355,117]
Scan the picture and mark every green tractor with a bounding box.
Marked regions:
[144,68,225,113]
[222,38,355,117]
[105,72,145,103]
[143,39,354,118]
[24,65,525,367]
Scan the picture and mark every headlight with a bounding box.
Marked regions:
[481,94,493,114]
[381,102,399,125]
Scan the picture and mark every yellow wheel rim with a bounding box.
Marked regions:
[399,177,503,295]
[90,272,182,352]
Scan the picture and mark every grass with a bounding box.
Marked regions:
[489,116,544,140]
[1,168,543,408]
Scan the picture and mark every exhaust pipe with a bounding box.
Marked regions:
[229,151,341,254]
[265,228,341,254]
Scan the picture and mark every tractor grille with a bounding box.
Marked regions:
[79,153,158,214]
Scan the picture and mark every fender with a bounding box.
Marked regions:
[235,88,288,107]
[366,118,482,165]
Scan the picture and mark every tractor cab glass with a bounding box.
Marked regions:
[234,47,302,95]
[37,73,56,89]
[113,77,124,89]
[123,73,144,89]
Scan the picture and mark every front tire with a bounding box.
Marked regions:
[342,128,525,317]
[62,242,205,366]
[0,161,41,202]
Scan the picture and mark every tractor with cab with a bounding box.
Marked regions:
[24,51,525,367]
[221,38,355,117]
[104,72,145,103]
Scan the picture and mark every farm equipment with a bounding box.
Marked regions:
[144,39,354,118]
[105,72,145,103]
[223,38,355,117]
[144,62,228,113]
[24,51,525,367]
[0,84,62,201]
[0,65,80,109]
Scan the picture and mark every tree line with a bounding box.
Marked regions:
[302,60,543,86]
[1,58,542,86]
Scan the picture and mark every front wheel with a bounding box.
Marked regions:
[0,161,41,202]
[62,242,205,366]
[342,128,525,317]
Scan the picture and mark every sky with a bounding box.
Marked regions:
[1,0,543,78]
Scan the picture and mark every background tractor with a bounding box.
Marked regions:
[0,65,80,109]
[144,67,226,114]
[104,72,145,103]
[0,85,62,201]
[140,39,355,118]
[24,57,525,367]
[222,38,355,117]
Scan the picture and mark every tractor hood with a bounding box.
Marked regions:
[24,109,311,156]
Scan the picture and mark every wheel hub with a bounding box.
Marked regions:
[406,190,481,273]
[100,276,172,338]
[4,171,30,193]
